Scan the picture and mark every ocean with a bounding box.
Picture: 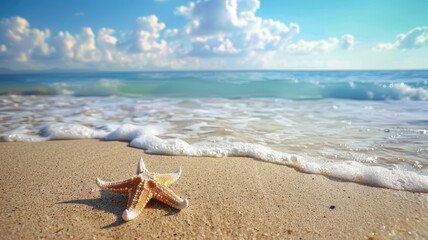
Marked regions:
[1,70,427,192]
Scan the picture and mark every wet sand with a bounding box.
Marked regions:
[0,140,427,239]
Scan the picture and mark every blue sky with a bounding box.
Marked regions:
[0,0,427,70]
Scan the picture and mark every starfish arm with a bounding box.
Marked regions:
[152,181,189,210]
[96,176,139,194]
[136,157,148,174]
[154,167,182,187]
[123,180,152,221]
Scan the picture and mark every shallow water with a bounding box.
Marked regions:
[1,70,427,192]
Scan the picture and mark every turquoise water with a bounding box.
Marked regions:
[1,70,427,100]
[0,70,427,192]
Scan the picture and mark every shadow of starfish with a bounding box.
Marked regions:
[59,191,181,229]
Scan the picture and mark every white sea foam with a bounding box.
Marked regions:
[39,123,107,140]
[390,83,428,100]
[3,125,48,142]
[320,161,428,192]
[103,124,162,141]
[128,130,428,192]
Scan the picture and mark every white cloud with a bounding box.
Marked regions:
[173,0,299,57]
[74,28,99,62]
[97,28,118,46]
[0,44,7,52]
[0,16,51,62]
[340,34,354,50]
[51,28,100,62]
[374,42,396,51]
[286,34,355,55]
[375,26,427,50]
[118,15,168,54]
[0,16,178,70]
[186,35,241,57]
[52,31,76,59]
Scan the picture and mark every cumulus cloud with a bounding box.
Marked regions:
[118,15,168,55]
[0,16,51,62]
[0,44,7,52]
[375,26,428,50]
[52,31,76,59]
[173,0,299,57]
[97,28,118,46]
[286,34,355,55]
[186,35,240,57]
[51,28,100,62]
[340,34,354,50]
[74,28,99,61]
[0,16,177,70]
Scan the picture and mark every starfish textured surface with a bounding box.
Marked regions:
[96,157,189,221]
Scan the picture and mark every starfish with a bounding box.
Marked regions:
[96,157,189,221]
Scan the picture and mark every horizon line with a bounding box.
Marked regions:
[1,68,427,74]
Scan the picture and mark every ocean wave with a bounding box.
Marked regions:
[1,71,427,100]
[391,82,428,100]
[321,81,428,100]
[50,78,122,96]
[8,80,428,101]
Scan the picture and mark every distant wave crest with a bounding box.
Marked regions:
[43,79,428,101]
[321,82,428,100]
[1,71,427,100]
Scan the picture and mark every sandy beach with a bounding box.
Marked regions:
[0,139,427,239]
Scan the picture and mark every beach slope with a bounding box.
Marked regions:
[0,140,427,239]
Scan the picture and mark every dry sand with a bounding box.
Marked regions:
[0,140,427,239]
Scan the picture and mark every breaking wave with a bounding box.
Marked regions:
[0,70,427,100]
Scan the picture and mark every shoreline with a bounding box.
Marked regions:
[0,140,427,239]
